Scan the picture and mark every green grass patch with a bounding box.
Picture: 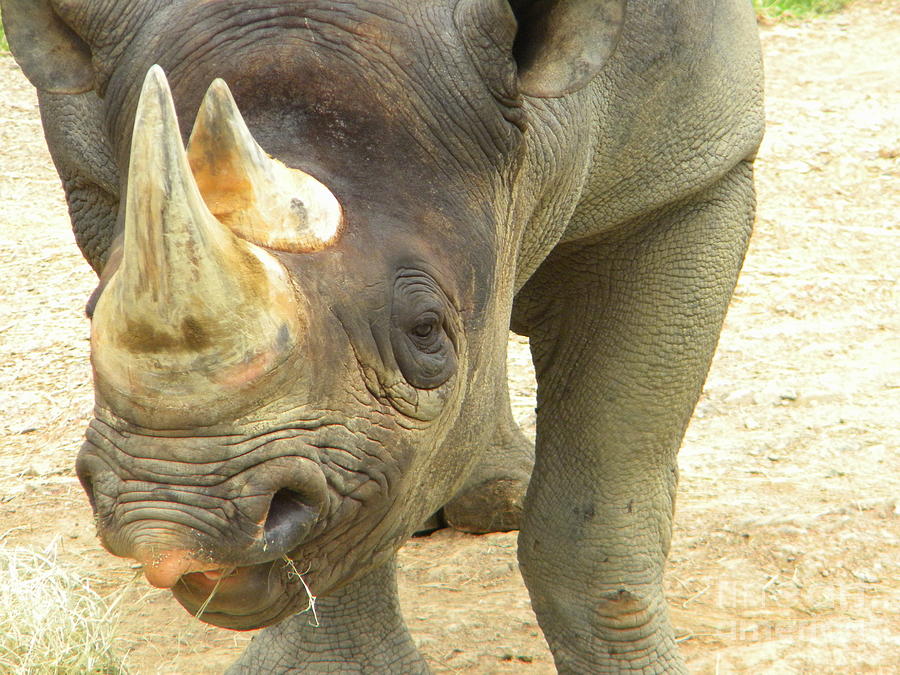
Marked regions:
[0,544,131,674]
[0,10,8,53]
[753,0,852,21]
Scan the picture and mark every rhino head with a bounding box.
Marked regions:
[81,56,499,629]
[2,0,624,630]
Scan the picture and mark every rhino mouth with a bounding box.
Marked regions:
[171,560,305,630]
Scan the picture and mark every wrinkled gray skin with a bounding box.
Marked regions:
[3,0,763,671]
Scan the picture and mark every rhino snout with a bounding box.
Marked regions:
[76,446,328,582]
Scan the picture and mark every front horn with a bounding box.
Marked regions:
[187,78,343,253]
[90,66,302,415]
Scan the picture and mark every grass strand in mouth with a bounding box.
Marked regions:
[282,555,319,627]
[193,566,235,622]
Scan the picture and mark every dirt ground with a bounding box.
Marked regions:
[1,2,897,673]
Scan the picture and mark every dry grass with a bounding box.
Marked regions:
[283,556,320,627]
[0,541,130,674]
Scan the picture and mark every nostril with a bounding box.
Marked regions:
[263,489,319,554]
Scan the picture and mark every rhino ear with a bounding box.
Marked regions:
[510,0,626,98]
[0,0,94,93]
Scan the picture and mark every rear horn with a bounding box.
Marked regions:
[187,78,343,252]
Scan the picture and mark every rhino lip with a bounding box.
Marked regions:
[177,566,249,597]
[172,561,297,630]
[196,567,239,582]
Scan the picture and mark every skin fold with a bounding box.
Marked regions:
[2,0,763,672]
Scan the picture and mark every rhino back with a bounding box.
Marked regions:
[572,0,764,236]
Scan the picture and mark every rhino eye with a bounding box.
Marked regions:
[390,274,457,389]
[410,312,440,344]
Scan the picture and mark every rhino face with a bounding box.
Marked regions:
[74,1,525,629]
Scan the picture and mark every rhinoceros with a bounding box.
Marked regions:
[2,0,763,671]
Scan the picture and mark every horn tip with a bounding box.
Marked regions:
[139,64,174,107]
[204,78,234,106]
[144,64,167,87]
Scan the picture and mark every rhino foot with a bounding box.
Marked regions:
[442,399,534,534]
[443,477,527,534]
[414,421,533,536]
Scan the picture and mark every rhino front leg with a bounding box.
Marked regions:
[227,556,429,674]
[513,161,755,673]
[442,358,535,533]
